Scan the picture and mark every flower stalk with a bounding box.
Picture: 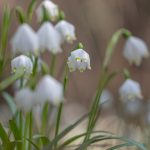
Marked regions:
[84,28,132,143]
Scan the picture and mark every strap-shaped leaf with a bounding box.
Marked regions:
[2,92,17,115]
[43,113,88,150]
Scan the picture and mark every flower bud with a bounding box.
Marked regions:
[37,22,62,54]
[36,0,59,22]
[123,36,149,66]
[11,55,33,75]
[55,20,76,43]
[35,75,63,106]
[119,79,143,102]
[11,24,39,56]
[67,49,91,72]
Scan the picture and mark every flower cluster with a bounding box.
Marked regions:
[10,0,91,113]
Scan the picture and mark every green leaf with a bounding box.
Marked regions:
[2,92,17,115]
[33,135,50,146]
[9,120,22,150]
[107,143,133,150]
[26,138,40,150]
[58,131,113,150]
[0,122,10,144]
[43,113,88,150]
[9,120,21,140]
[0,70,24,91]
[4,141,17,150]
[76,135,148,150]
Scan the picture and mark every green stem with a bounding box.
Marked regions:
[84,28,131,143]
[103,28,131,70]
[32,56,38,77]
[50,54,56,76]
[41,102,49,135]
[54,66,69,149]
[28,112,33,150]
[55,103,63,138]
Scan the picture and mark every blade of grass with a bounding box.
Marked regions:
[43,113,88,150]
[2,92,17,115]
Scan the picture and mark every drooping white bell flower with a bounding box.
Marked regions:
[11,55,33,75]
[123,99,143,117]
[67,49,91,72]
[14,88,35,112]
[55,20,76,43]
[35,75,63,106]
[37,22,62,54]
[119,79,143,102]
[99,89,114,110]
[123,36,149,66]
[36,0,59,22]
[11,24,39,56]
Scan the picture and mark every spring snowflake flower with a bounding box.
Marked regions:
[11,24,39,56]
[11,55,33,75]
[36,0,59,22]
[119,79,143,102]
[67,49,91,72]
[123,36,149,66]
[35,75,63,106]
[123,99,143,117]
[15,88,35,112]
[55,20,76,43]
[99,89,114,110]
[37,22,62,54]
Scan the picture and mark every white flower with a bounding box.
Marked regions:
[67,49,91,72]
[14,88,35,112]
[123,99,143,117]
[11,24,39,56]
[123,36,149,66]
[119,79,143,102]
[35,75,63,105]
[99,89,114,110]
[55,20,76,43]
[36,0,59,22]
[11,55,33,75]
[37,22,62,54]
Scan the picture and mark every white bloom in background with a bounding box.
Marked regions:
[99,89,114,110]
[123,36,149,66]
[35,75,63,105]
[36,0,59,22]
[15,88,35,112]
[123,99,143,117]
[11,24,39,55]
[119,79,143,102]
[55,20,76,43]
[37,22,62,54]
[67,49,91,72]
[11,55,33,75]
